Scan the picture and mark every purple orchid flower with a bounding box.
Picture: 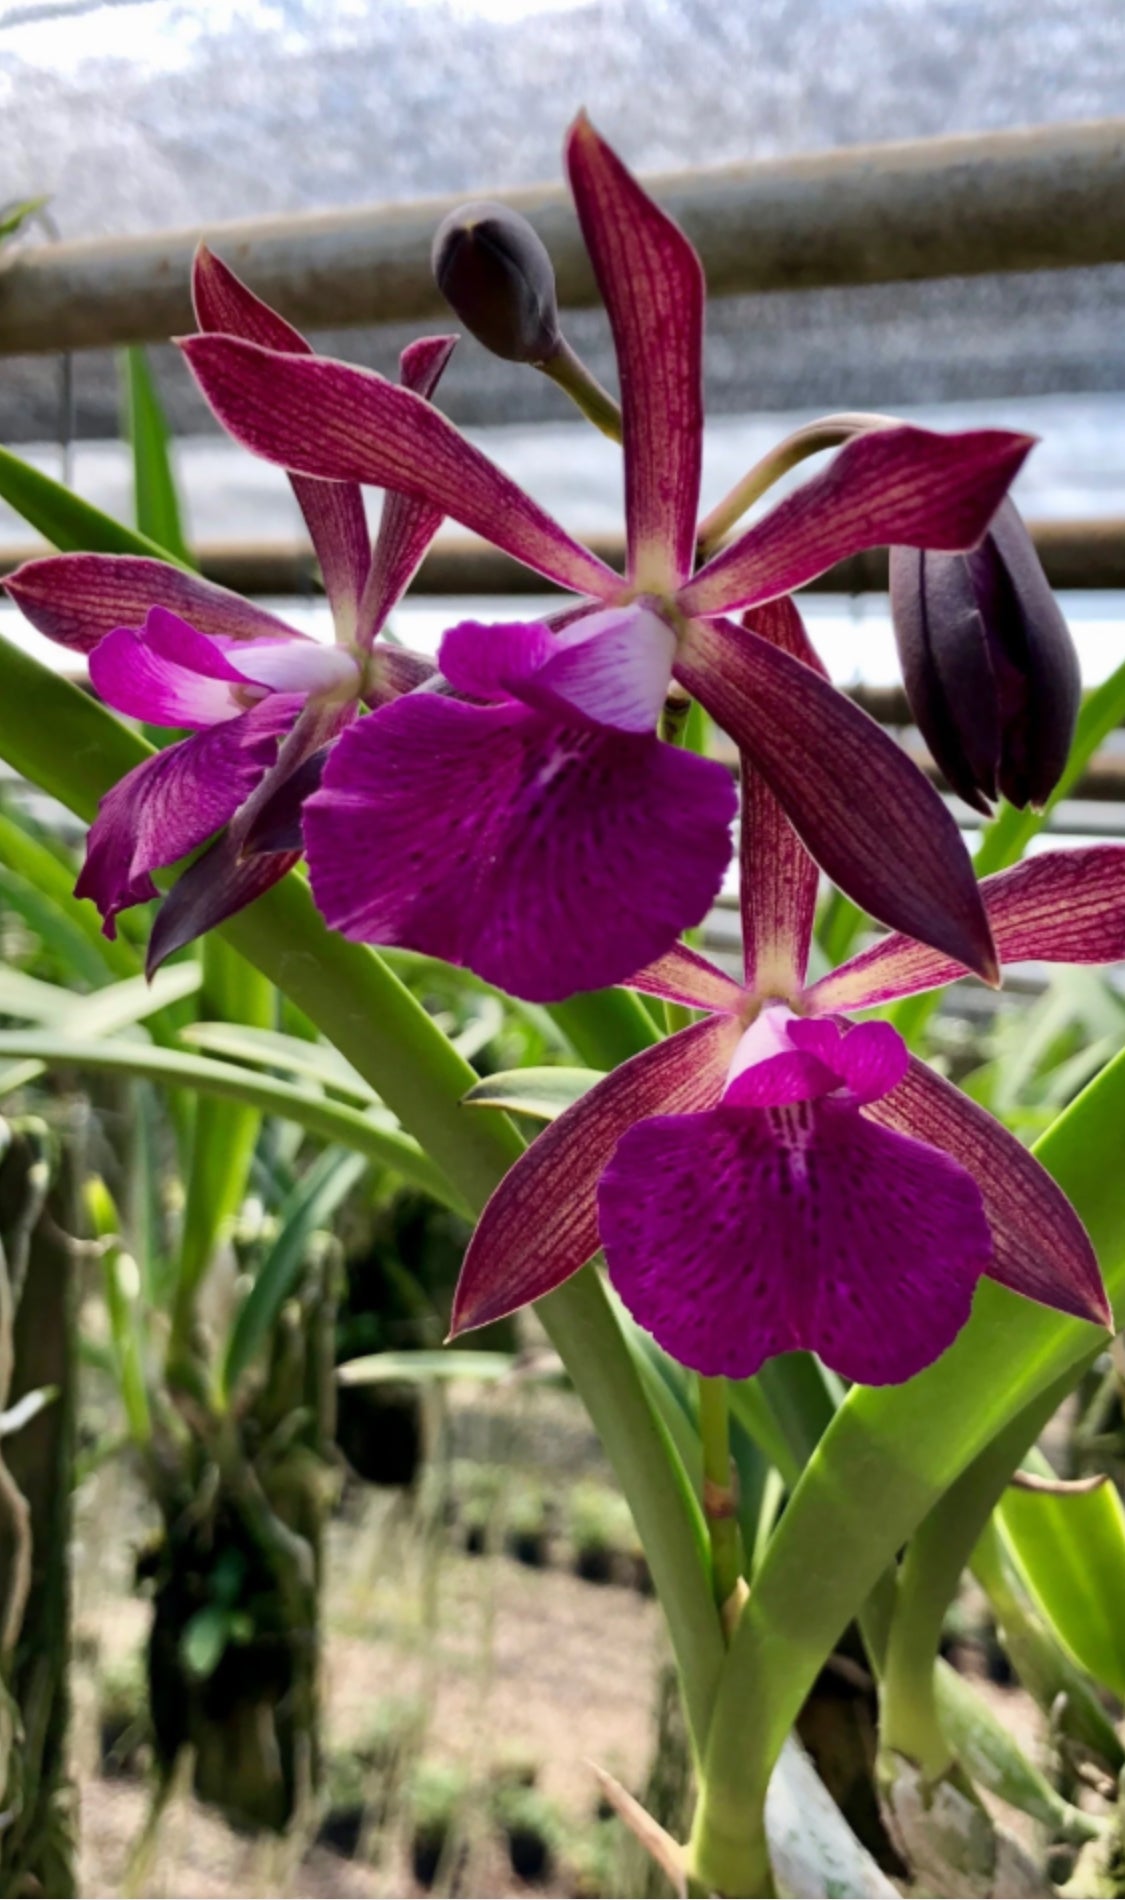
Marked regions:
[4,248,455,965]
[181,113,1036,1003]
[448,600,1115,1386]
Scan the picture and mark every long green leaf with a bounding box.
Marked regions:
[1000,1473,1125,1701]
[0,1030,461,1210]
[338,1349,523,1387]
[182,1022,378,1102]
[0,808,140,978]
[548,988,661,1067]
[0,964,201,1098]
[0,444,187,562]
[223,1147,368,1397]
[462,1066,601,1122]
[0,862,119,989]
[85,1176,152,1445]
[121,347,193,566]
[176,937,274,1321]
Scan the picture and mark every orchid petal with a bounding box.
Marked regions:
[4,552,298,655]
[722,1049,838,1106]
[450,1013,738,1333]
[363,645,437,707]
[303,694,736,1003]
[147,832,300,974]
[787,1015,909,1105]
[678,425,1034,619]
[356,335,458,645]
[439,608,676,734]
[565,113,703,592]
[230,692,356,853]
[89,608,348,728]
[437,619,557,699]
[738,599,822,994]
[227,637,358,697]
[675,613,998,982]
[76,697,294,936]
[867,1055,1112,1329]
[626,943,743,1014]
[181,334,621,601]
[808,845,1125,1016]
[599,1099,990,1384]
[193,244,371,633]
[89,610,250,726]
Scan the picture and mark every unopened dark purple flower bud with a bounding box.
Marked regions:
[890,499,1081,814]
[431,202,562,365]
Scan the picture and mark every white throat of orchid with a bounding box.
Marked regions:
[543,604,678,734]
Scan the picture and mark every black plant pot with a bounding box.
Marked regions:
[316,1802,366,1860]
[505,1822,552,1882]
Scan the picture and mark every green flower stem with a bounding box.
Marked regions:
[698,1376,745,1618]
[696,414,884,557]
[879,1361,1088,1781]
[687,1044,1125,1896]
[0,636,726,1755]
[540,337,623,443]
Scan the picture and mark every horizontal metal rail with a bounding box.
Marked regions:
[0,118,1122,356]
[3,518,1120,595]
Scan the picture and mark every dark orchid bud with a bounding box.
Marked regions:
[890,499,1081,814]
[432,202,562,366]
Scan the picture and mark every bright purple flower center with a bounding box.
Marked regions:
[722,1006,910,1110]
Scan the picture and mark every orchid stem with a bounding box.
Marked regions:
[698,1375,745,1622]
[539,336,623,443]
[695,412,889,557]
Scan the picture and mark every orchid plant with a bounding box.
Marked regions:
[0,110,1124,1899]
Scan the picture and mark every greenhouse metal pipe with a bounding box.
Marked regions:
[0,118,1123,355]
[3,518,1120,595]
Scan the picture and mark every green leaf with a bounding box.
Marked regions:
[337,1349,523,1387]
[0,1029,460,1208]
[176,937,274,1319]
[0,965,201,1098]
[548,988,661,1067]
[462,1066,601,1122]
[1000,1473,1125,1701]
[85,1176,151,1446]
[0,444,187,563]
[0,196,48,243]
[0,808,140,979]
[0,862,120,989]
[182,1021,378,1102]
[933,1661,1101,1844]
[181,1606,231,1681]
[223,1146,369,1397]
[121,347,193,566]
